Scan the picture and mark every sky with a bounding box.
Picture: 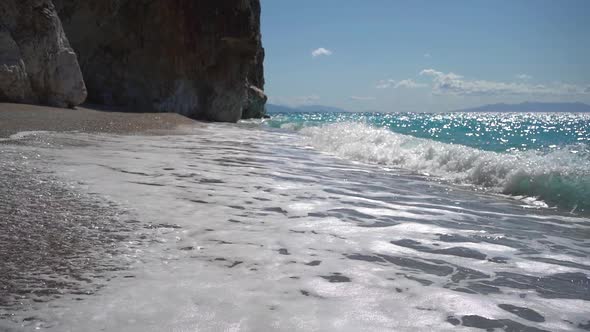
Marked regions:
[260,0,590,112]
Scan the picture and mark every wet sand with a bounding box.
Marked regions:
[0,159,136,317]
[0,102,201,138]
[0,102,198,323]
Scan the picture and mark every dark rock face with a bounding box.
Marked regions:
[243,43,266,119]
[54,0,266,122]
[0,0,87,107]
[243,85,268,119]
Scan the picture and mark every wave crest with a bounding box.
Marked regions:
[300,122,590,214]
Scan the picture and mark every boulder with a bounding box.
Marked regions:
[0,0,87,107]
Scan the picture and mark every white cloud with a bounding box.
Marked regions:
[424,53,431,58]
[420,68,589,96]
[376,79,396,89]
[394,79,428,89]
[350,96,376,101]
[311,48,333,57]
[516,74,532,80]
[376,78,427,89]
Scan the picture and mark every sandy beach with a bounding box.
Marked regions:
[0,103,200,138]
[0,102,205,321]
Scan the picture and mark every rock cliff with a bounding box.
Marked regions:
[54,0,266,122]
[1,0,266,122]
[0,0,87,108]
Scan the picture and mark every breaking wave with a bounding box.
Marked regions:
[300,122,590,214]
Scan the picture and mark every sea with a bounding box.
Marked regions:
[1,111,589,331]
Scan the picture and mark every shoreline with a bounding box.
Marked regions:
[0,103,202,138]
[1,110,589,331]
[0,146,137,319]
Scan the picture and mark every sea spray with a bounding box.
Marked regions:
[299,122,590,214]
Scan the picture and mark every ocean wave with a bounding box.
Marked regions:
[299,122,590,214]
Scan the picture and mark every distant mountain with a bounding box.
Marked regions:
[456,102,590,113]
[267,102,590,114]
[265,104,298,113]
[296,105,350,113]
[266,104,350,113]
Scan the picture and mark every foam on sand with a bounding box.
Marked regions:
[1,124,589,331]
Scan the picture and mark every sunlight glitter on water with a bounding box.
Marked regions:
[266,112,590,152]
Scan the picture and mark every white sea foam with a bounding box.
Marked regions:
[2,125,589,331]
[301,122,590,213]
[0,130,51,142]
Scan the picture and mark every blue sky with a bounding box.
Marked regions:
[260,0,590,112]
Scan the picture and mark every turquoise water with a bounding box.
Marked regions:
[263,112,590,215]
[267,112,590,153]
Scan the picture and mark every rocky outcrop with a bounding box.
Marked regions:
[243,85,267,119]
[0,0,87,107]
[54,0,266,122]
[243,42,266,119]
